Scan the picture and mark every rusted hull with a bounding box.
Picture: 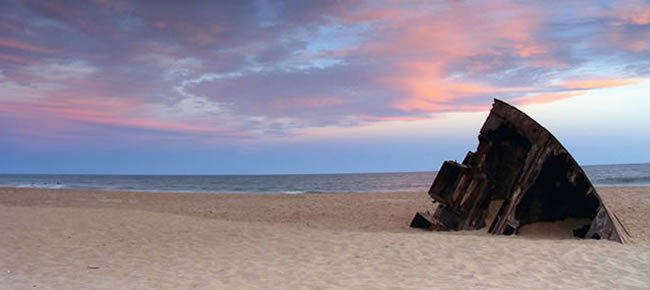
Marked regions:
[412,99,631,244]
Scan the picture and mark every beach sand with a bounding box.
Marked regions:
[1,187,649,289]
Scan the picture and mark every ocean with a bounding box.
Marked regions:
[0,163,649,194]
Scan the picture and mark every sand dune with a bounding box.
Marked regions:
[1,187,649,289]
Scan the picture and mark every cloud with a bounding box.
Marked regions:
[507,91,587,106]
[0,37,57,54]
[560,78,643,90]
[0,96,247,140]
[24,60,97,80]
[1,0,649,145]
[509,77,644,106]
[0,53,30,64]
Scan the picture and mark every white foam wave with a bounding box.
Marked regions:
[14,183,66,189]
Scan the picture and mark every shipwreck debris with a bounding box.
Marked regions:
[411,99,631,243]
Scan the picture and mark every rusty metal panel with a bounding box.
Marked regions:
[411,99,631,244]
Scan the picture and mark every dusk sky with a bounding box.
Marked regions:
[1,0,649,174]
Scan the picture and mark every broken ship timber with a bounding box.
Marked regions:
[411,99,631,244]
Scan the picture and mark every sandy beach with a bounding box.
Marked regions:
[1,187,649,289]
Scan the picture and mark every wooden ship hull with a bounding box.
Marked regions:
[411,99,631,244]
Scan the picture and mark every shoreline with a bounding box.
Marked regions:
[0,186,428,195]
[2,186,650,236]
[1,187,649,288]
[0,187,430,233]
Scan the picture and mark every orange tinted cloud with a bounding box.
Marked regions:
[393,98,491,113]
[561,78,642,90]
[391,79,532,112]
[508,91,586,106]
[515,44,547,57]
[630,13,650,24]
[505,78,644,106]
[608,1,650,25]
[601,1,650,51]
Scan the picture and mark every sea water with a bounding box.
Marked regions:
[0,163,648,194]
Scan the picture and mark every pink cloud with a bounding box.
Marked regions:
[342,7,400,24]
[333,1,649,116]
[3,0,650,146]
[0,37,57,54]
[0,20,21,32]
[507,78,643,106]
[269,97,344,110]
[0,95,248,141]
[152,20,167,29]
[384,62,532,112]
[346,1,559,113]
[600,1,650,51]
[393,98,492,113]
[515,44,547,58]
[608,1,650,25]
[560,78,642,90]
[0,53,31,64]
[359,115,432,122]
[507,92,587,106]
[373,1,545,58]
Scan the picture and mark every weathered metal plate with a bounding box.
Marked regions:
[412,99,631,244]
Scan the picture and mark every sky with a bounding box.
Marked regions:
[1,0,649,174]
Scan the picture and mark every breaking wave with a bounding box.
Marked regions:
[14,183,66,189]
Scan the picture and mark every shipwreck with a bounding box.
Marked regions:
[411,99,631,243]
